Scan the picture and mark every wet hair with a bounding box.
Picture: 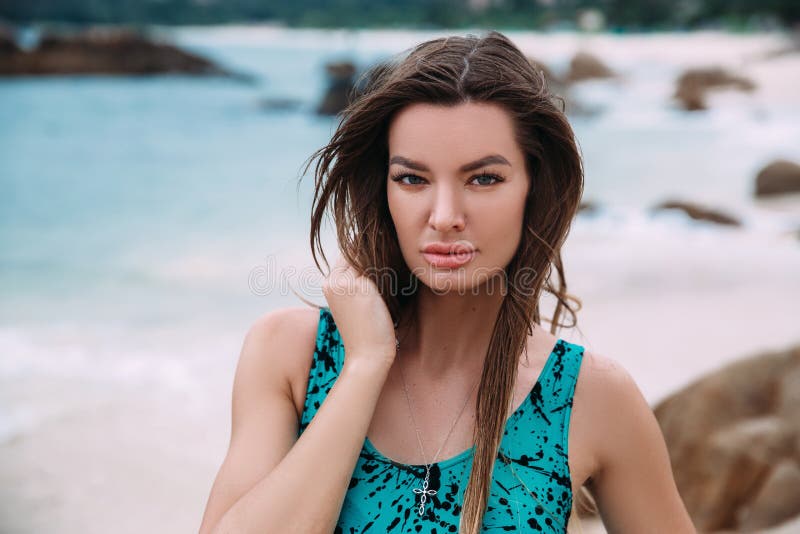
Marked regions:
[305,30,589,532]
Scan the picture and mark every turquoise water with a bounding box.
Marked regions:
[3,30,799,326]
[0,27,798,387]
[0,35,418,325]
[0,74,332,323]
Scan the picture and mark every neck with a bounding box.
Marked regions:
[396,284,505,379]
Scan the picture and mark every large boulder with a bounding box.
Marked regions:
[651,199,742,227]
[755,160,800,197]
[653,345,800,531]
[740,459,800,530]
[0,27,236,77]
[673,67,756,111]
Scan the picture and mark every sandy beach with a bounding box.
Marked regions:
[2,213,798,533]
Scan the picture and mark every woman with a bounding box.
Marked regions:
[199,31,696,533]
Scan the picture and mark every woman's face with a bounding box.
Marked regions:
[387,101,531,294]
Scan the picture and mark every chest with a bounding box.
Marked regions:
[363,356,595,502]
[344,415,589,533]
[293,325,596,530]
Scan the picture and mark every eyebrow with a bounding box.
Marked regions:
[388,154,511,173]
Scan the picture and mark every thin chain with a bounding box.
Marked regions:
[395,331,480,468]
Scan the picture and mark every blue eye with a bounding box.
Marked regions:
[390,174,426,185]
[390,172,504,186]
[471,173,503,186]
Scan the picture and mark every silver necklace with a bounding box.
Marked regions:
[394,326,480,517]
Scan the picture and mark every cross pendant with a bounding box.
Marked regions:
[412,466,438,516]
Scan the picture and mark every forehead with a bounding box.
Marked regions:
[387,101,522,165]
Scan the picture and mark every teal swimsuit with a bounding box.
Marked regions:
[298,307,586,533]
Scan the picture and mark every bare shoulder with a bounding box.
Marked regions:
[574,349,696,532]
[573,349,645,442]
[575,349,635,396]
[571,349,645,472]
[241,306,321,414]
[578,348,658,463]
[573,348,639,400]
[246,305,320,346]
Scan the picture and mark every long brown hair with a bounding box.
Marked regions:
[304,30,586,533]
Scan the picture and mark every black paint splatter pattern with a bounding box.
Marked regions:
[298,307,585,533]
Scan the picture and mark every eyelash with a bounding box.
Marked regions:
[389,172,505,186]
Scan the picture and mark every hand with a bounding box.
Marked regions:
[321,255,397,370]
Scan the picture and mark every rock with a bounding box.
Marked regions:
[653,345,800,531]
[565,51,615,83]
[316,60,357,116]
[652,199,742,227]
[673,67,756,111]
[738,459,800,530]
[701,416,795,528]
[0,27,237,77]
[755,160,800,197]
[0,26,18,55]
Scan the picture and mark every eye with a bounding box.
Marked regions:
[390,173,427,186]
[390,172,505,186]
[470,173,504,186]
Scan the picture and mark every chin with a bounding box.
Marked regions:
[411,264,506,296]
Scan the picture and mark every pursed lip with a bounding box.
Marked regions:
[421,242,476,255]
[420,242,477,269]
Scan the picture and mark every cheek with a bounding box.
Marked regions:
[478,188,525,223]
[482,196,526,257]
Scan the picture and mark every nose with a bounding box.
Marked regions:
[428,183,466,233]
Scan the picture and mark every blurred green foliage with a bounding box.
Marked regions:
[0,0,797,29]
